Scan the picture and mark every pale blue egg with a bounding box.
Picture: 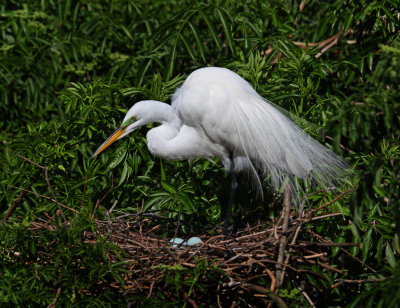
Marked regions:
[187,237,202,246]
[169,238,185,247]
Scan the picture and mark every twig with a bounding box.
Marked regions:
[293,28,343,53]
[45,168,67,222]
[292,241,359,248]
[109,200,119,213]
[325,135,355,153]
[47,287,61,308]
[304,186,355,217]
[184,293,197,308]
[279,200,304,288]
[147,280,155,298]
[1,185,27,224]
[16,153,45,169]
[243,283,287,308]
[304,253,326,259]
[339,247,377,273]
[80,176,87,209]
[315,36,340,58]
[301,186,336,201]
[282,186,291,233]
[307,230,376,273]
[299,287,315,307]
[310,212,343,221]
[10,186,78,213]
[264,268,276,292]
[94,174,114,214]
[331,276,391,288]
[275,186,291,287]
[16,154,67,222]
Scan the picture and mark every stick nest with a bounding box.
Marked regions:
[77,192,357,307]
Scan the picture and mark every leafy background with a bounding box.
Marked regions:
[1,0,399,306]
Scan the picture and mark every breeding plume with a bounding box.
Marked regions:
[93,67,348,223]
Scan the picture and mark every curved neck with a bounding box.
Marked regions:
[143,101,178,125]
[143,102,181,158]
[141,101,181,127]
[124,100,182,134]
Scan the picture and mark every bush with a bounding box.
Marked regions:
[1,0,399,306]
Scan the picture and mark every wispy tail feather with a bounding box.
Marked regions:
[231,92,349,202]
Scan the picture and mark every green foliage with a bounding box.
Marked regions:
[1,0,399,306]
[151,258,224,306]
[0,214,128,306]
[278,287,308,307]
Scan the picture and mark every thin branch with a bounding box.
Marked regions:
[1,186,27,224]
[331,276,391,288]
[279,200,304,288]
[304,186,355,217]
[45,168,67,222]
[16,153,45,169]
[339,246,377,273]
[16,154,67,222]
[264,268,276,292]
[310,212,343,221]
[47,287,61,308]
[80,175,87,209]
[315,36,340,58]
[10,185,78,213]
[301,186,336,201]
[292,241,359,248]
[282,186,291,233]
[325,135,355,153]
[299,287,315,307]
[307,229,376,273]
[275,185,291,288]
[93,174,114,214]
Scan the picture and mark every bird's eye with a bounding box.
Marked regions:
[121,116,136,127]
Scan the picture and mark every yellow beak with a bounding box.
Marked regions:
[92,127,127,157]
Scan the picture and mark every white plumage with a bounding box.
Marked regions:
[93,67,348,201]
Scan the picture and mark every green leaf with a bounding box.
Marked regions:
[376,236,384,264]
[199,10,221,48]
[367,52,374,71]
[216,8,234,54]
[161,181,177,194]
[160,159,166,181]
[165,34,178,81]
[187,21,206,62]
[385,243,396,268]
[362,229,373,262]
[118,162,129,186]
[395,234,400,254]
[106,141,128,170]
[180,35,196,62]
[332,236,345,257]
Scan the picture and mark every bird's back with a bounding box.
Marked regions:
[172,67,349,196]
[172,67,255,149]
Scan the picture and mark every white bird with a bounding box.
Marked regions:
[93,67,348,229]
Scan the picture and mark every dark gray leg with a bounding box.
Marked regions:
[223,170,238,235]
[232,194,247,234]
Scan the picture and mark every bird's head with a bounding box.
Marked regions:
[91,101,152,157]
[92,100,172,157]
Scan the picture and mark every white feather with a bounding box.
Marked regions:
[172,67,348,197]
[95,67,349,202]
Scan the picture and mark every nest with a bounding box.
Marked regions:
[5,156,369,307]
[77,188,357,307]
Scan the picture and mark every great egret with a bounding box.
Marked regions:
[93,67,349,229]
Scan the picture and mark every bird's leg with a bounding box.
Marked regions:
[232,192,248,234]
[223,170,238,235]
